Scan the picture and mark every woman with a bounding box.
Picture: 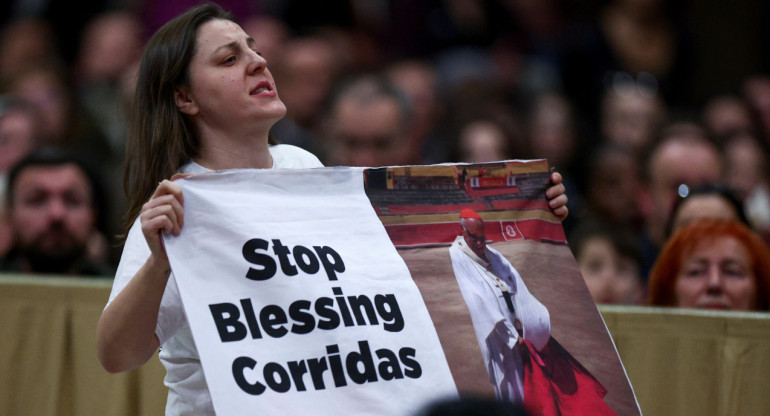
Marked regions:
[96,4,569,414]
[649,218,770,311]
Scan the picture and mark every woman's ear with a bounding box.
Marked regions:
[174,86,199,115]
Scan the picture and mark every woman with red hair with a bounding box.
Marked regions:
[648,218,770,311]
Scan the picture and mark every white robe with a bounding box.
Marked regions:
[449,236,551,402]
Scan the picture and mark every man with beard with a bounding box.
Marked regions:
[1,147,113,276]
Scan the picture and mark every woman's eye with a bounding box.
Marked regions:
[223,56,236,64]
[683,268,704,277]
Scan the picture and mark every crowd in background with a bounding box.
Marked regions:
[2,0,770,311]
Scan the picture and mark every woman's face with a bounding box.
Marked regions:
[177,19,286,135]
[675,236,758,310]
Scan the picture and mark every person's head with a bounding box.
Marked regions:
[722,132,768,200]
[646,123,723,244]
[240,14,289,63]
[649,218,770,311]
[0,18,59,83]
[4,147,104,274]
[75,10,143,83]
[0,96,39,174]
[584,144,644,227]
[601,81,665,158]
[666,183,747,237]
[527,92,577,170]
[323,74,414,167]
[570,219,645,305]
[273,34,342,129]
[460,209,487,258]
[5,64,74,145]
[457,119,510,163]
[701,94,754,140]
[124,3,282,231]
[416,395,528,416]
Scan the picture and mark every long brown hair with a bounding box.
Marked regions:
[122,3,235,236]
[648,218,770,310]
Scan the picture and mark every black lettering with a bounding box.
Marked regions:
[288,360,309,391]
[315,297,340,330]
[209,303,247,342]
[307,357,329,390]
[332,287,355,326]
[293,245,320,275]
[272,239,298,276]
[260,305,289,338]
[264,362,291,393]
[243,238,277,281]
[346,341,377,384]
[375,294,404,332]
[376,348,404,380]
[348,295,378,327]
[232,357,266,395]
[240,298,262,339]
[399,347,422,378]
[288,300,315,335]
[326,344,347,387]
[313,246,345,280]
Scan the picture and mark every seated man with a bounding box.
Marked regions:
[1,147,113,276]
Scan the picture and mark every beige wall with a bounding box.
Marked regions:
[1,275,768,415]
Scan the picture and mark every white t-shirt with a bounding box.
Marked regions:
[107,144,323,415]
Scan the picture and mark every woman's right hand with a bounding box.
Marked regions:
[140,179,185,265]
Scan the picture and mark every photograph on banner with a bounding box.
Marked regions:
[364,160,640,416]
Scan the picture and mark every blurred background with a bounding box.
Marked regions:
[1,0,770,306]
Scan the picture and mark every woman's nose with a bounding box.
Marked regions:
[246,51,267,74]
[705,267,724,293]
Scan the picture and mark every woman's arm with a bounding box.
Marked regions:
[96,180,184,373]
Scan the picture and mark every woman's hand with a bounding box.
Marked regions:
[546,172,569,221]
[140,179,185,265]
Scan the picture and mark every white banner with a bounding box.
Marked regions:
[163,168,457,415]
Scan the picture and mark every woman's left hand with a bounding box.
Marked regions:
[546,172,569,221]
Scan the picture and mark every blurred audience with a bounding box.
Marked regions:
[74,10,143,159]
[321,74,416,167]
[600,80,666,160]
[3,64,110,160]
[271,33,347,153]
[455,119,511,163]
[527,92,578,174]
[666,184,748,239]
[701,93,754,141]
[385,59,450,164]
[721,131,770,238]
[578,144,645,234]
[0,97,40,194]
[240,14,290,63]
[649,219,770,311]
[0,4,767,292]
[743,74,770,144]
[561,0,695,140]
[1,147,113,276]
[0,18,60,84]
[641,122,723,273]
[570,219,645,305]
[0,96,40,256]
